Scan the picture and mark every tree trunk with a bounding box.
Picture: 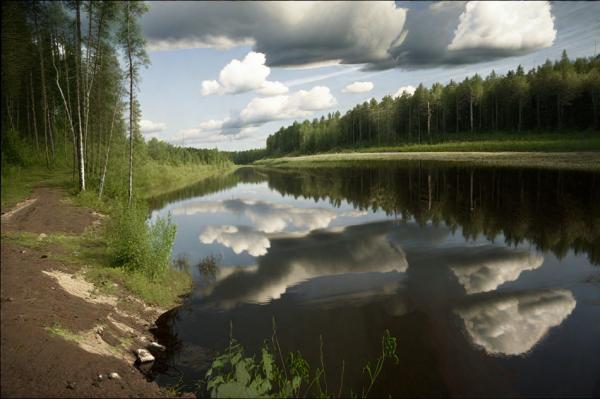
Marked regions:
[30,72,39,152]
[427,100,431,142]
[455,98,459,133]
[469,93,473,133]
[127,2,134,205]
[75,1,86,191]
[99,96,119,199]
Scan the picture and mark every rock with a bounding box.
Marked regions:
[97,374,104,381]
[7,297,14,302]
[20,250,26,254]
[108,372,121,380]
[135,348,155,363]
[38,233,47,241]
[66,381,76,390]
[149,341,166,351]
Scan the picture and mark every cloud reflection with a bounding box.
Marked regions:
[173,198,366,233]
[456,289,576,356]
[448,247,544,294]
[202,221,412,308]
[199,225,270,256]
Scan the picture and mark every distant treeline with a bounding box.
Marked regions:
[265,52,600,156]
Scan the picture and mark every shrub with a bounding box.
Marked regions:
[109,201,176,279]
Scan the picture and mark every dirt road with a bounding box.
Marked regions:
[1,187,170,397]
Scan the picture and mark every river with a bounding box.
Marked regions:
[147,162,600,397]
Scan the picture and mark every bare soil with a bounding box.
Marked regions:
[1,187,171,397]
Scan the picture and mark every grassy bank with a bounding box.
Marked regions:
[257,151,600,172]
[1,162,234,308]
[343,132,600,153]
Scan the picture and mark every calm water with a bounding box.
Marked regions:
[148,163,600,397]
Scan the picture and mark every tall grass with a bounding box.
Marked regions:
[108,201,176,280]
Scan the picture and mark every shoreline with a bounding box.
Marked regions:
[256,151,600,172]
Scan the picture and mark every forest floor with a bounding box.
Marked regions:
[0,186,187,398]
[256,151,600,171]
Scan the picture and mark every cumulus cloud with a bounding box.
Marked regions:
[178,85,336,144]
[140,119,166,135]
[393,85,416,98]
[143,1,559,69]
[143,1,407,68]
[342,81,374,93]
[456,289,576,355]
[448,2,556,52]
[201,52,288,96]
[200,225,270,257]
[390,1,558,67]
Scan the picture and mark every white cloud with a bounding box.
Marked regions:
[140,119,166,135]
[256,81,289,96]
[200,225,271,257]
[450,251,544,294]
[178,85,336,144]
[342,81,374,93]
[456,289,576,355]
[448,1,556,52]
[393,85,416,98]
[201,51,289,96]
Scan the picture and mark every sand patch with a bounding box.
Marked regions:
[42,269,118,307]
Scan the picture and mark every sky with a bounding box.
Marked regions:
[137,1,600,151]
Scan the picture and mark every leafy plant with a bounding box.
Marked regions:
[202,323,399,398]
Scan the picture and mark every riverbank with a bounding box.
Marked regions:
[256,151,600,172]
[0,164,232,397]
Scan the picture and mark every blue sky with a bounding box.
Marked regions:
[137,1,600,151]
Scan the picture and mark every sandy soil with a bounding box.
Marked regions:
[1,187,171,397]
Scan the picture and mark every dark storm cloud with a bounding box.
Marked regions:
[142,1,565,70]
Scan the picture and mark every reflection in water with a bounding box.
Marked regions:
[149,163,600,397]
[446,247,544,294]
[200,225,270,256]
[456,289,576,356]
[202,222,416,308]
[173,198,365,233]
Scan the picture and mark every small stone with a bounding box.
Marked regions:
[37,233,47,241]
[97,374,104,381]
[20,250,26,254]
[50,287,55,290]
[135,348,155,363]
[108,372,121,380]
[149,341,166,351]
[66,381,76,390]
[7,297,14,302]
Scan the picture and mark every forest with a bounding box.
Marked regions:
[265,53,600,156]
[1,1,231,203]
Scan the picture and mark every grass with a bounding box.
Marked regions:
[1,165,73,210]
[256,133,600,172]
[45,322,83,343]
[0,161,231,309]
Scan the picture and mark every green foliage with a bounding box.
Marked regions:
[264,53,600,157]
[108,201,176,280]
[203,325,399,398]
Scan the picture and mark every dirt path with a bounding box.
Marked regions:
[1,187,170,397]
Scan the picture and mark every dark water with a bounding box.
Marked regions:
[148,162,600,397]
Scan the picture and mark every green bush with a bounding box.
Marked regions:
[109,201,176,280]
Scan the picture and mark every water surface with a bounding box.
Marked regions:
[149,163,600,397]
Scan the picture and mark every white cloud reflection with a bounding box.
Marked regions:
[456,289,576,356]
[200,225,270,256]
[449,248,544,294]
